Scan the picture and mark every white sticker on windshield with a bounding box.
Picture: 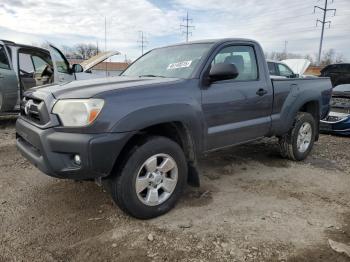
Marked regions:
[167,60,192,70]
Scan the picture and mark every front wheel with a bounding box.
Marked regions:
[279,112,316,161]
[110,136,188,219]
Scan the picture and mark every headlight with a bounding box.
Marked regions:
[52,99,104,127]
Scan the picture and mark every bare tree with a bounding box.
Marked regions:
[320,49,336,66]
[74,43,98,60]
[266,51,302,61]
[304,54,315,66]
[60,45,74,58]
[335,53,344,64]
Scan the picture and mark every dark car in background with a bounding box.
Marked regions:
[320,84,350,135]
[320,63,350,87]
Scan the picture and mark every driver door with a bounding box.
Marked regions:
[49,45,76,84]
[202,44,273,150]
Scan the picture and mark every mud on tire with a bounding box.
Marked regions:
[279,112,316,161]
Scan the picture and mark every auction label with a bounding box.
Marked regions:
[167,60,192,70]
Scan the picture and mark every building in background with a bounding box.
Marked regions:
[305,66,323,76]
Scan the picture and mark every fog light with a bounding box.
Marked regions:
[74,155,81,165]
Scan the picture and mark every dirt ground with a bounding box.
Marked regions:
[0,117,349,262]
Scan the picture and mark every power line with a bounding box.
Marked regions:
[137,31,148,55]
[314,0,337,65]
[180,12,195,42]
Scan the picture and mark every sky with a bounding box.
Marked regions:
[1,0,350,62]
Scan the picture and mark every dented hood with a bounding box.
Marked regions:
[281,59,311,75]
[79,51,120,72]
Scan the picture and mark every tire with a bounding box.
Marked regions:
[279,112,316,161]
[110,136,188,219]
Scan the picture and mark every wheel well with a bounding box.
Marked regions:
[109,122,199,186]
[299,101,320,140]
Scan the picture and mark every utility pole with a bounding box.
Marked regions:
[284,40,288,58]
[137,31,148,55]
[104,16,108,76]
[314,0,336,65]
[180,12,195,42]
[104,16,107,53]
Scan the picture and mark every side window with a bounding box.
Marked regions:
[277,64,293,77]
[51,48,70,74]
[267,62,278,75]
[0,45,11,70]
[32,55,50,74]
[212,45,258,81]
[19,53,35,73]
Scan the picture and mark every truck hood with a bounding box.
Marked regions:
[31,76,182,99]
[281,59,311,75]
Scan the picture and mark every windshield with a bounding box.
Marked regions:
[122,43,213,79]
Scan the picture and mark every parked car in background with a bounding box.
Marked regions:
[267,59,313,79]
[320,84,350,135]
[267,59,298,79]
[320,63,350,87]
[72,51,121,80]
[16,38,332,219]
[0,39,119,114]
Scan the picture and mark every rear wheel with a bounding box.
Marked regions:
[110,136,187,219]
[279,112,316,161]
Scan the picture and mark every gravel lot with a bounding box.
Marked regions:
[0,117,349,262]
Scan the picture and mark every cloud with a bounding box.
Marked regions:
[173,0,350,60]
[0,0,183,58]
[0,0,349,60]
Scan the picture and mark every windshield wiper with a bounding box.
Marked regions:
[139,74,166,78]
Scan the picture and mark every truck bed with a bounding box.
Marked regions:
[270,77,332,135]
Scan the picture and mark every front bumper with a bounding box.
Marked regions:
[16,118,133,179]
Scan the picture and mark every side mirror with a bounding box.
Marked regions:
[209,63,239,82]
[72,64,84,73]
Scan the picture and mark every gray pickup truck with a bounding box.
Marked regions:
[16,38,332,218]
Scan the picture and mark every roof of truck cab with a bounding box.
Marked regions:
[157,38,259,48]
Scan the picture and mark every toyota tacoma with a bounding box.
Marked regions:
[16,39,332,219]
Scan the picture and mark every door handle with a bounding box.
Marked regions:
[256,88,268,96]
